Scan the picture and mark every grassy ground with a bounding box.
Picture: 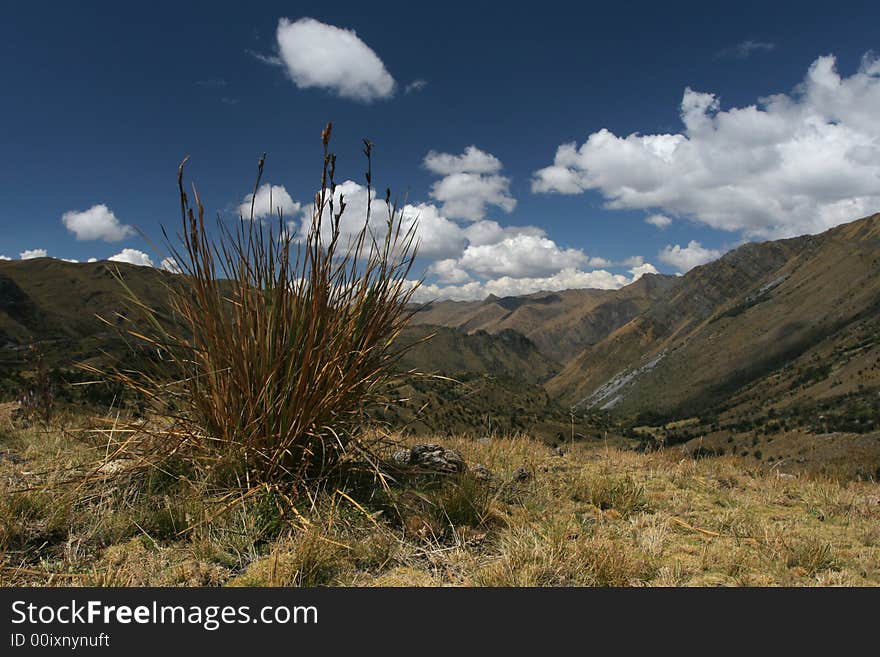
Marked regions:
[1,414,879,586]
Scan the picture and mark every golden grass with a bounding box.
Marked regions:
[2,423,878,587]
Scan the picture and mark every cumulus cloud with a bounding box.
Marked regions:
[287,173,628,301]
[0,255,10,261]
[109,248,154,267]
[532,53,880,239]
[294,181,467,260]
[429,259,472,284]
[20,249,47,260]
[424,146,515,222]
[424,146,503,176]
[428,172,516,221]
[618,255,647,267]
[274,17,395,102]
[658,241,723,273]
[462,220,544,247]
[457,234,588,278]
[400,202,469,259]
[410,268,632,302]
[645,213,672,229]
[630,262,660,279]
[62,204,135,242]
[239,184,300,220]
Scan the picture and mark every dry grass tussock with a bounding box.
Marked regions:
[2,424,878,587]
[81,124,419,490]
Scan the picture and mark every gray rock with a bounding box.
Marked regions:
[0,450,26,465]
[393,449,412,464]
[472,463,493,481]
[512,466,532,482]
[393,444,467,474]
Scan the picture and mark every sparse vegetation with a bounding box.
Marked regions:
[2,424,879,587]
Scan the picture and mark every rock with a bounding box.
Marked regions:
[392,449,412,464]
[512,466,532,482]
[0,450,26,465]
[472,463,493,481]
[553,446,565,457]
[393,444,467,474]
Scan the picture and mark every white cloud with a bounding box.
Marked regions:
[428,259,472,284]
[428,172,515,222]
[20,249,47,260]
[532,53,880,239]
[400,203,468,259]
[239,184,300,220]
[630,262,660,279]
[410,267,631,302]
[160,257,181,273]
[61,258,79,263]
[87,257,98,263]
[295,181,466,260]
[288,173,629,303]
[274,17,395,102]
[658,240,723,273]
[0,255,10,261]
[108,248,154,267]
[462,220,544,247]
[618,255,646,267]
[423,146,515,222]
[405,79,427,94]
[424,146,503,176]
[62,204,135,242]
[458,234,589,278]
[645,213,672,229]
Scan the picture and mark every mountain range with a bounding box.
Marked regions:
[2,212,879,475]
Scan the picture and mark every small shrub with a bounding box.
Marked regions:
[430,472,495,530]
[573,537,653,586]
[786,538,838,575]
[229,526,351,587]
[17,345,55,426]
[573,473,650,518]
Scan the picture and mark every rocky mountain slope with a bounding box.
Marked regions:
[547,213,880,419]
[410,275,675,364]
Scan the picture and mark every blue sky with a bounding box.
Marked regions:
[1,0,878,299]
